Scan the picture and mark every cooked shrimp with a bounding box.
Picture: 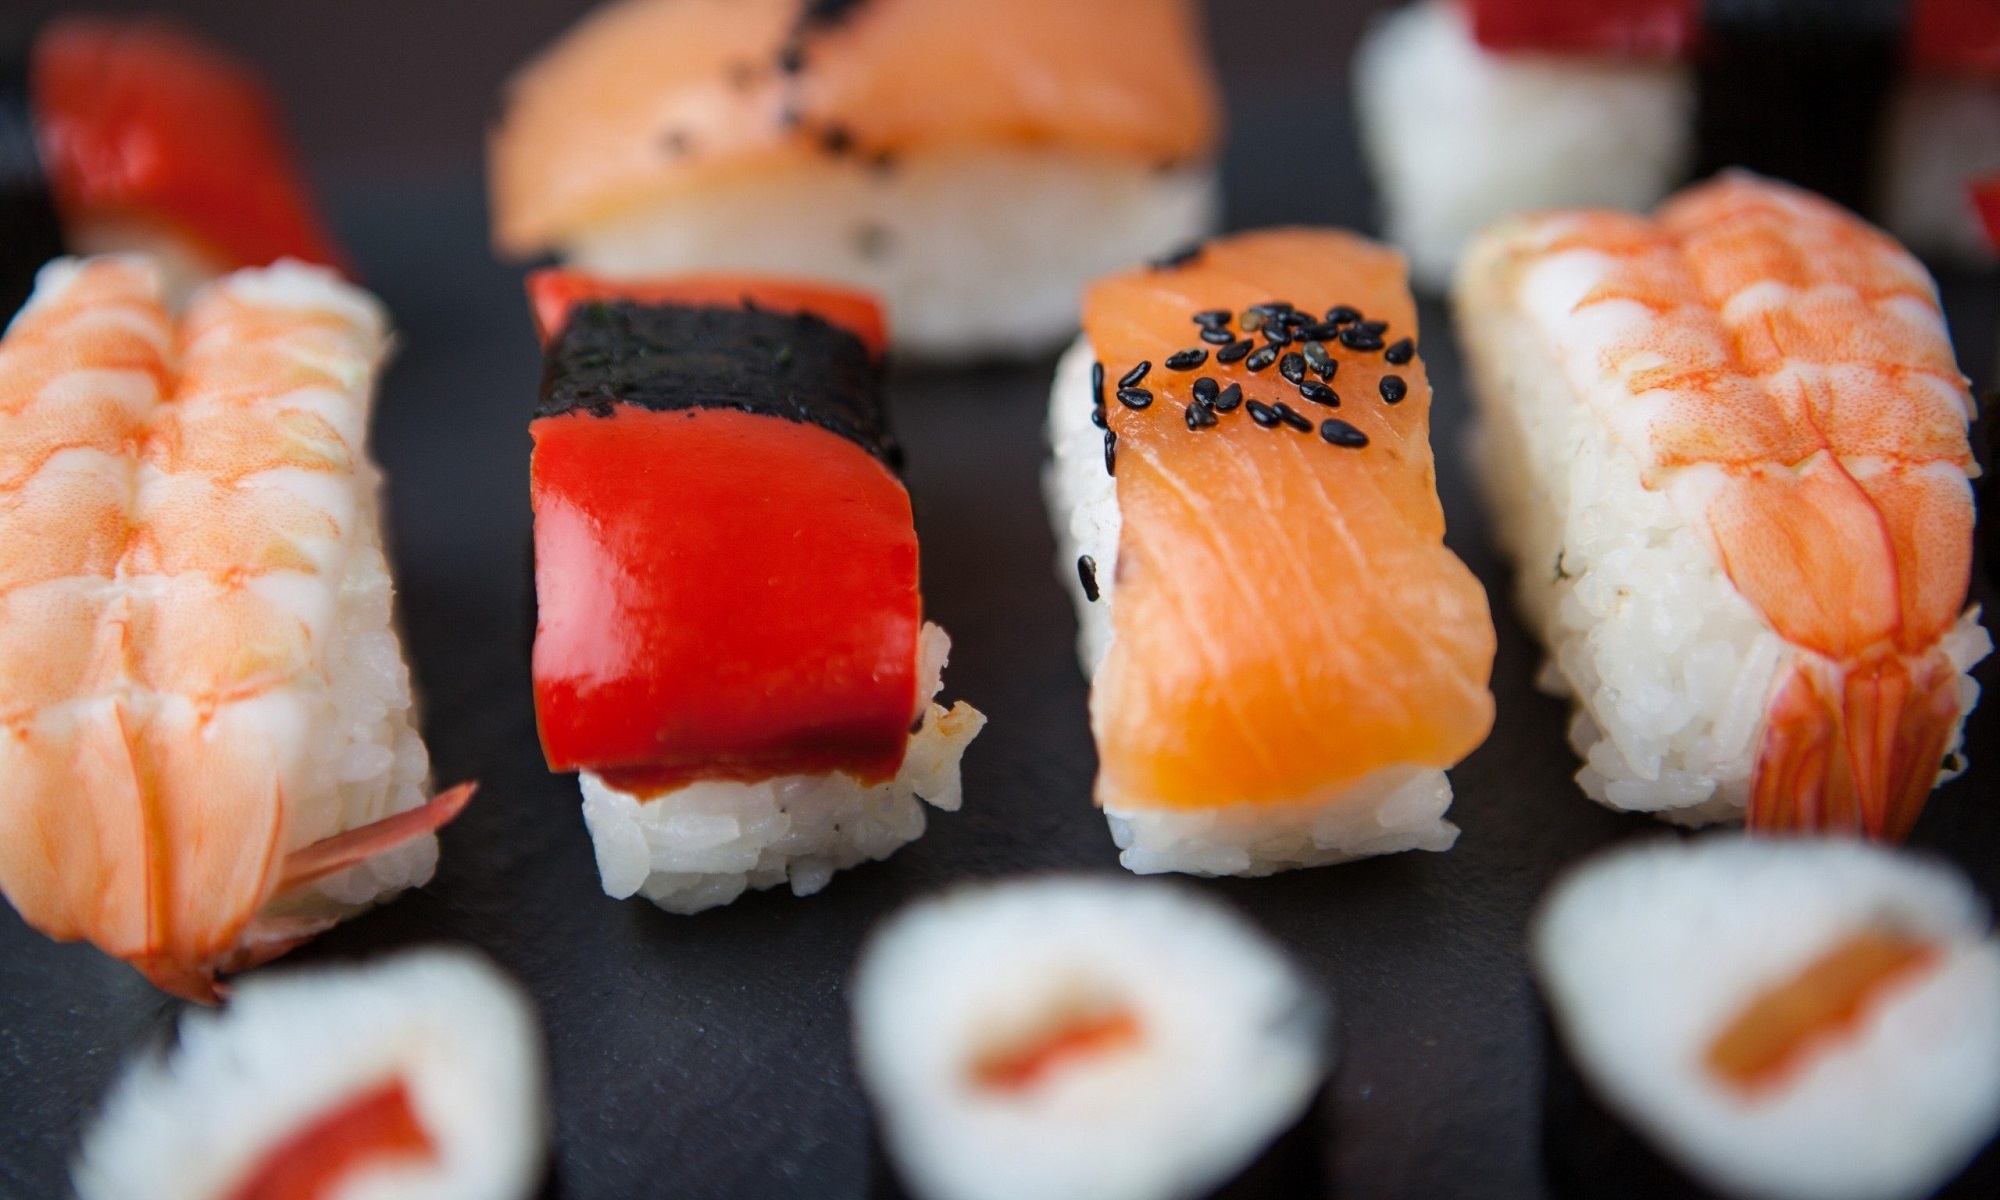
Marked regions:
[0,256,469,1001]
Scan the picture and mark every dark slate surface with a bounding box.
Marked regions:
[2,110,1998,1200]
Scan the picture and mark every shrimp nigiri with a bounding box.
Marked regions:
[0,256,468,1000]
[1457,172,1988,838]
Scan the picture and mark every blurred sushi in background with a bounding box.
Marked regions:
[1355,0,2000,290]
[74,949,547,1200]
[1456,173,1987,837]
[525,270,984,914]
[1534,837,2000,1200]
[852,877,1328,1200]
[0,15,344,319]
[1044,229,1495,876]
[488,0,1222,361]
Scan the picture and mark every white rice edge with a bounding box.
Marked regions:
[73,947,548,1200]
[580,622,985,915]
[1532,836,2000,1200]
[1352,0,1692,293]
[852,876,1327,1200]
[1880,77,2000,267]
[1043,334,1459,875]
[562,148,1219,362]
[1455,233,1992,822]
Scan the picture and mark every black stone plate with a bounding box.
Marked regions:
[2,121,1997,1199]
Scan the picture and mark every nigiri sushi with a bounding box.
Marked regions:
[852,876,1328,1200]
[489,0,1222,361]
[527,270,983,913]
[1455,173,1988,836]
[1534,837,2000,1200]
[74,949,547,1200]
[1,17,343,318]
[0,256,470,1001]
[1044,229,1496,876]
[1354,0,2000,290]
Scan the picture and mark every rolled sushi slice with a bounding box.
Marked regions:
[1353,0,2000,291]
[489,0,1222,361]
[73,949,547,1200]
[0,256,471,1001]
[852,876,1328,1200]
[1,16,345,317]
[1044,229,1496,876]
[527,269,984,914]
[1533,837,2000,1200]
[1455,173,1989,835]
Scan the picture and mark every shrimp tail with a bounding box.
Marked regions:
[276,782,477,894]
[1750,651,1963,840]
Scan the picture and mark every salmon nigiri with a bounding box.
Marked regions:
[1045,228,1497,876]
[1456,173,1988,838]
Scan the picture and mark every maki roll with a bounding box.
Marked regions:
[1534,837,2000,1200]
[1043,229,1496,876]
[527,270,984,914]
[851,876,1328,1200]
[1455,173,1988,835]
[1,16,344,318]
[1354,0,2000,290]
[74,949,547,1200]
[0,257,470,1000]
[489,0,1222,361]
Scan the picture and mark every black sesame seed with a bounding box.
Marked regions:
[1339,327,1385,351]
[1165,348,1209,371]
[1104,429,1117,474]
[1356,319,1389,337]
[1272,402,1313,432]
[1298,381,1339,406]
[1245,346,1279,372]
[1239,309,1265,333]
[818,124,854,155]
[1092,361,1105,408]
[1151,243,1203,269]
[1302,341,1335,378]
[1262,324,1291,346]
[1246,400,1280,428]
[1325,305,1360,326]
[777,42,806,73]
[1380,374,1408,404]
[1090,406,1106,429]
[1212,382,1243,412]
[1119,361,1151,388]
[1256,300,1295,314]
[1279,353,1307,385]
[1296,321,1342,341]
[1191,376,1220,404]
[1199,326,1235,345]
[1193,308,1233,327]
[1384,337,1415,365]
[1279,308,1312,327]
[1116,387,1153,410]
[1185,402,1218,431]
[1320,418,1369,448]
[1215,339,1254,364]
[1078,555,1100,602]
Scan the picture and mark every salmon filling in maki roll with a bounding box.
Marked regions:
[527,271,982,913]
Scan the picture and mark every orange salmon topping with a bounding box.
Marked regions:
[224,1078,437,1200]
[970,1009,1144,1094]
[1705,929,1939,1095]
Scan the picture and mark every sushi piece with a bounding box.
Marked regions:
[0,256,471,1001]
[1,16,344,319]
[1043,229,1496,876]
[527,269,984,914]
[1456,173,1989,835]
[489,0,1222,361]
[1354,0,2000,291]
[1533,836,2000,1200]
[73,949,547,1200]
[852,876,1328,1200]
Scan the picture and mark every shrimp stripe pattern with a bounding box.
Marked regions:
[0,256,462,1000]
[1488,174,1983,838]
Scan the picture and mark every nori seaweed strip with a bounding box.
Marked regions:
[1694,0,1903,214]
[539,300,902,469]
[0,19,64,324]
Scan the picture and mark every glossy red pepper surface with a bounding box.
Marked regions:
[32,17,346,273]
[1974,176,2000,250]
[529,278,920,793]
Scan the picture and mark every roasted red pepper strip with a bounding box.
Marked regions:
[1974,175,2000,251]
[31,17,346,274]
[223,1078,436,1200]
[1911,0,2000,76]
[529,277,919,793]
[526,269,887,356]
